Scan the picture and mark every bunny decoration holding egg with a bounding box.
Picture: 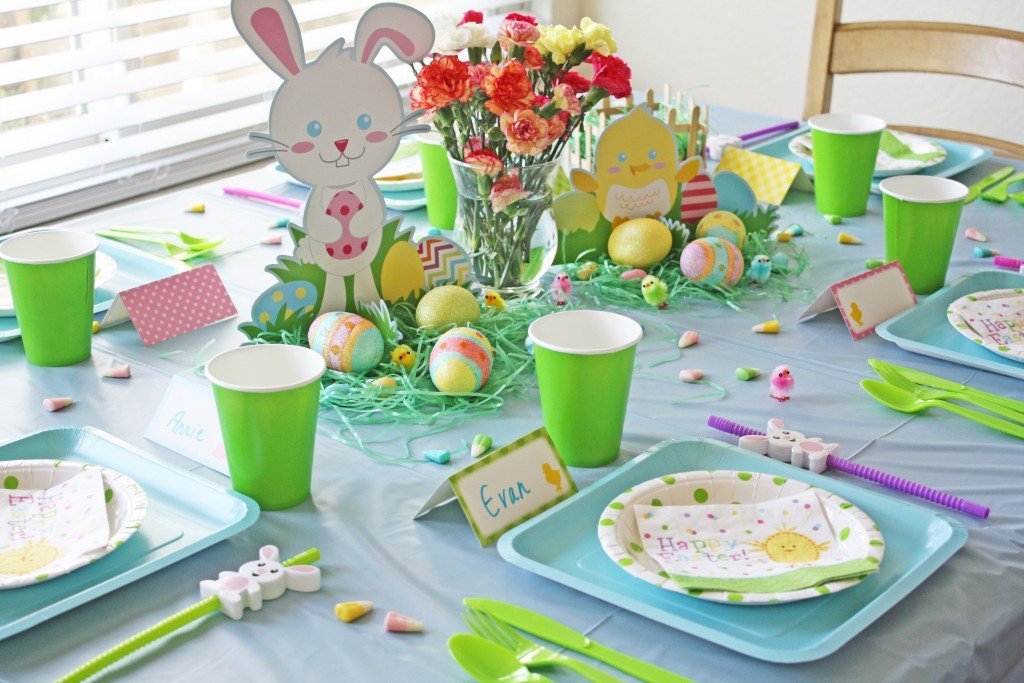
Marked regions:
[236,0,471,337]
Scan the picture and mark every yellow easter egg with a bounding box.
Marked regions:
[415,285,481,330]
[695,210,747,249]
[607,218,672,269]
[381,241,424,303]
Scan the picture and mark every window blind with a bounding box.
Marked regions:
[0,0,539,232]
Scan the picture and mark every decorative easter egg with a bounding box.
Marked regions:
[417,236,470,290]
[607,218,672,268]
[679,237,745,288]
[679,172,717,223]
[380,241,424,303]
[712,171,757,214]
[429,327,493,394]
[695,210,747,248]
[251,281,318,330]
[307,311,384,373]
[415,285,481,330]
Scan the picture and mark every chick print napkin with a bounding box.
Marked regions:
[947,288,1024,363]
[634,491,879,593]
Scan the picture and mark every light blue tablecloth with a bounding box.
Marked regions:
[1,108,1022,682]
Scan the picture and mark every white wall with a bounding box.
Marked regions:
[555,0,1024,145]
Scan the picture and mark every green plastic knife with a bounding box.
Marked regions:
[884,362,1024,414]
[965,166,1014,203]
[465,598,693,683]
[981,169,1024,203]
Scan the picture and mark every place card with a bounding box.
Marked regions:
[100,264,236,346]
[145,375,228,475]
[414,427,577,547]
[798,261,917,339]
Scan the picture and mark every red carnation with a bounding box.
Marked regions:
[504,12,537,25]
[459,10,484,25]
[411,55,472,112]
[523,45,545,70]
[587,54,631,98]
[482,61,535,116]
[558,70,591,94]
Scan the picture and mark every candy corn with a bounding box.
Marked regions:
[973,246,998,258]
[335,601,373,623]
[471,434,492,458]
[268,218,290,229]
[185,203,205,214]
[43,397,73,412]
[865,259,885,270]
[102,364,131,379]
[735,367,760,381]
[576,261,598,281]
[679,369,703,383]
[825,214,842,225]
[677,330,699,349]
[753,320,780,334]
[786,224,805,236]
[92,321,100,334]
[385,611,423,633]
[838,232,862,245]
[261,234,283,245]
[620,268,647,280]
[423,449,451,465]
[368,376,397,396]
[964,227,987,242]
[772,231,792,243]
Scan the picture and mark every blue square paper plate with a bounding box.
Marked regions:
[877,270,1024,380]
[0,426,258,640]
[498,438,966,663]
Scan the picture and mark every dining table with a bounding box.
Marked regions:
[0,106,1021,682]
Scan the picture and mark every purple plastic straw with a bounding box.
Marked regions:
[993,255,1024,271]
[707,416,990,519]
[738,120,801,142]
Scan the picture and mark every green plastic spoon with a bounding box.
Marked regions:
[861,378,1024,439]
[106,226,222,248]
[449,633,554,683]
[97,231,223,260]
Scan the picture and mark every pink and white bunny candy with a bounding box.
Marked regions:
[737,419,838,474]
[233,1,434,312]
[199,545,321,620]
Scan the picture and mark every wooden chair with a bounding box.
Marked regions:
[805,0,1024,159]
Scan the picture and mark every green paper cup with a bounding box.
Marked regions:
[418,132,457,230]
[808,113,885,217]
[529,310,643,468]
[880,175,968,295]
[0,229,98,366]
[205,344,326,510]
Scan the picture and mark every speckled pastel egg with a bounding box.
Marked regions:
[251,280,318,330]
[679,237,745,288]
[607,218,672,268]
[308,311,384,373]
[695,210,747,249]
[415,285,481,330]
[429,327,493,394]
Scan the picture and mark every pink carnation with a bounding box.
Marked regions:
[490,171,531,212]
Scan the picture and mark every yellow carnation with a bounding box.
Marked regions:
[536,24,584,65]
[579,17,616,55]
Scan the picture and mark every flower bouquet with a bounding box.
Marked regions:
[412,10,631,294]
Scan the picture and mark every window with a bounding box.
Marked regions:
[0,0,539,232]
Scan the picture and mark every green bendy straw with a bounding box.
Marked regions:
[58,548,320,683]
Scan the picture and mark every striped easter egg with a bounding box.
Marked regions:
[308,311,384,373]
[429,327,493,394]
[679,237,745,288]
[679,172,718,223]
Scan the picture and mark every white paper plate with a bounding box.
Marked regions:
[0,460,147,589]
[788,129,947,177]
[597,470,883,604]
[947,287,1024,363]
[382,188,428,211]
[0,251,117,317]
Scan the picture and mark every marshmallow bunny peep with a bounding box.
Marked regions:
[199,545,321,620]
[233,1,434,313]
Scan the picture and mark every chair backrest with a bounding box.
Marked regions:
[805,0,1024,159]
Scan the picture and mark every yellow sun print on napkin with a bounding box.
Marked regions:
[748,526,830,563]
[0,539,60,575]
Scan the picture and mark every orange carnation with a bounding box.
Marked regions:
[411,55,472,112]
[499,109,551,156]
[482,61,535,116]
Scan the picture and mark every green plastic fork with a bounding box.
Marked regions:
[97,231,223,261]
[463,608,622,683]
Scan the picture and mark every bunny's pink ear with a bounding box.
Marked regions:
[354,3,435,65]
[259,545,280,562]
[767,418,784,432]
[232,0,306,79]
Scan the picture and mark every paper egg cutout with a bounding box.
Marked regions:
[680,237,745,288]
[712,171,757,215]
[415,285,481,330]
[308,311,384,373]
[679,172,717,223]
[607,218,673,268]
[429,327,493,394]
[695,210,747,249]
[251,281,318,330]
[418,236,471,290]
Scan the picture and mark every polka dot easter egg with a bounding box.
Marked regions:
[695,210,747,249]
[429,327,493,394]
[308,311,384,374]
[251,281,318,330]
[680,237,744,288]
[712,171,757,215]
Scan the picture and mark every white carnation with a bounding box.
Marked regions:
[433,23,470,54]
[462,22,496,49]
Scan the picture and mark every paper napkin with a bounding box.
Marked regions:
[948,288,1024,363]
[634,490,878,593]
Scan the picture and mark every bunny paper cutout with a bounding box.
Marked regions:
[234,0,471,337]
[737,419,839,474]
[199,545,321,620]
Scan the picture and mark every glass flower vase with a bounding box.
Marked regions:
[450,159,559,296]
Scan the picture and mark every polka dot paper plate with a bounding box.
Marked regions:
[946,288,1024,364]
[0,460,147,589]
[597,470,884,605]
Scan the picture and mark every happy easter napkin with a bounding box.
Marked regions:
[947,288,1024,363]
[634,491,879,593]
